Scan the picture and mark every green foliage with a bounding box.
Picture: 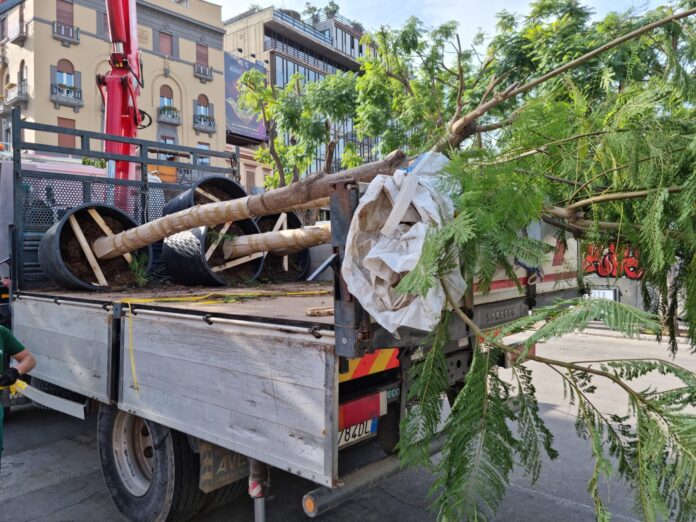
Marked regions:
[433,346,516,521]
[128,253,149,287]
[239,68,362,181]
[350,3,696,521]
[398,311,451,468]
[81,157,107,168]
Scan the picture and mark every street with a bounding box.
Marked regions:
[2,332,693,522]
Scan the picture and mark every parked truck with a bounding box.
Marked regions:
[1,115,579,520]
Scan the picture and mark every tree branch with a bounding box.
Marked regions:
[432,7,696,153]
[566,186,682,212]
[442,284,656,409]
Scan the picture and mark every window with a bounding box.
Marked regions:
[0,18,6,40]
[56,59,75,87]
[56,0,73,26]
[196,43,208,66]
[57,117,75,149]
[245,169,255,192]
[159,85,173,107]
[197,142,210,166]
[159,135,175,160]
[159,32,172,56]
[18,59,26,85]
[196,94,209,116]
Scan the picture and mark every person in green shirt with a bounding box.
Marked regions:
[0,325,36,469]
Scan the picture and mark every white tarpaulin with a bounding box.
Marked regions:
[342,152,466,334]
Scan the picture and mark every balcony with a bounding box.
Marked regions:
[193,114,216,134]
[193,63,213,82]
[264,38,337,75]
[157,106,182,126]
[272,9,333,46]
[8,22,27,46]
[52,21,80,46]
[5,81,29,106]
[50,84,84,111]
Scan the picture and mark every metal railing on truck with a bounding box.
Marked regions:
[7,109,237,290]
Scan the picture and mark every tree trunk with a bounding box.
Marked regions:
[92,150,406,260]
[222,222,331,258]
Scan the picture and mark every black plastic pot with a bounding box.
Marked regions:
[160,175,263,286]
[255,212,311,282]
[38,203,152,291]
[162,176,248,216]
[160,220,265,286]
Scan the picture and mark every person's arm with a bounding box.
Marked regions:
[12,349,36,376]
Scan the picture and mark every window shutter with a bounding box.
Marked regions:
[196,44,208,66]
[172,36,179,58]
[57,117,76,148]
[57,0,73,26]
[75,71,82,91]
[50,65,57,84]
[159,32,172,56]
[208,102,214,117]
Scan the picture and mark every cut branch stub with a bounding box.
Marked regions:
[92,150,406,261]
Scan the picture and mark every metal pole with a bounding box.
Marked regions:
[254,497,266,522]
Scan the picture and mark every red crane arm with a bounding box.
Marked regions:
[98,0,142,182]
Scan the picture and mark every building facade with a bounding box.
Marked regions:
[0,0,227,180]
[224,6,376,188]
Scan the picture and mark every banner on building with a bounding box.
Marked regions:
[225,54,266,142]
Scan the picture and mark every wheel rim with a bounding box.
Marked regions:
[112,411,155,497]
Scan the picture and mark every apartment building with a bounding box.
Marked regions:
[0,0,227,178]
[224,6,376,188]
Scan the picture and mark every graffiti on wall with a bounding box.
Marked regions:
[584,244,643,280]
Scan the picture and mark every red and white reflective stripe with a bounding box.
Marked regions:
[338,390,387,431]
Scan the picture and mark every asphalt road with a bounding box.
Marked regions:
[2,333,694,522]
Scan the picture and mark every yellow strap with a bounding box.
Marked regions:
[119,289,331,306]
[126,303,141,398]
[0,379,28,396]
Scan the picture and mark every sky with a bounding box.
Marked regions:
[212,0,665,42]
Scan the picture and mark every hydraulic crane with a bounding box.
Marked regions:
[97,0,148,206]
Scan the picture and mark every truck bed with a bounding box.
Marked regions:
[12,284,340,486]
[20,281,336,326]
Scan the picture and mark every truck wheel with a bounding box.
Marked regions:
[29,377,85,411]
[98,405,206,522]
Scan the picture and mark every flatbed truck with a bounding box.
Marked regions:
[0,116,579,520]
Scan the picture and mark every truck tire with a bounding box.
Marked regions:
[98,405,206,522]
[29,377,85,411]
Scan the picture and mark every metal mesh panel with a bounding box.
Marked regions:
[16,173,188,288]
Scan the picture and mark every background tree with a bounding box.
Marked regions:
[239,69,360,188]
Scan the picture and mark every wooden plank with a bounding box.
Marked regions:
[272,213,289,271]
[205,221,232,261]
[306,306,334,317]
[272,213,287,232]
[68,214,108,286]
[87,208,133,264]
[211,252,264,273]
[195,187,220,202]
[380,171,420,236]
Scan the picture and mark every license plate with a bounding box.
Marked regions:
[338,418,377,448]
